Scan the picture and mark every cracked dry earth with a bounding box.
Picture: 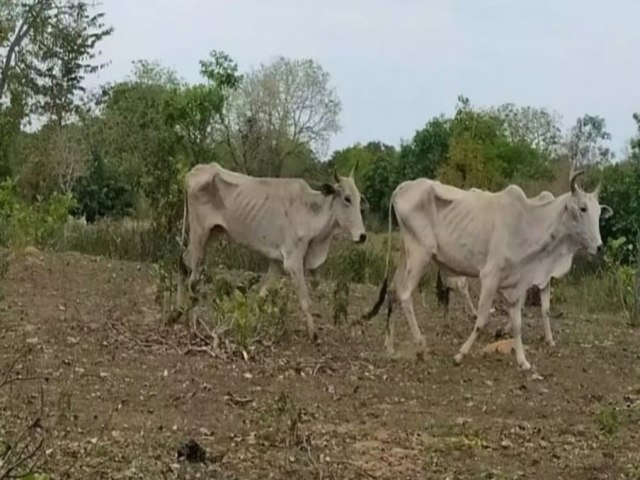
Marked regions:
[1,249,640,479]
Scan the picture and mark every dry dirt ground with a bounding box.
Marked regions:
[1,249,640,479]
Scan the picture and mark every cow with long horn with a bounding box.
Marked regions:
[362,170,612,370]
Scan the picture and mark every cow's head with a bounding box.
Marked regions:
[564,170,613,254]
[319,160,367,244]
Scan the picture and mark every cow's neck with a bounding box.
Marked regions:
[520,193,579,260]
[307,192,340,239]
[514,194,581,291]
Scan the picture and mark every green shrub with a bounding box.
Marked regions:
[71,151,135,222]
[0,179,74,248]
[207,278,292,348]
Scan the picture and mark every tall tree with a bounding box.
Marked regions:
[221,56,341,177]
[493,103,562,157]
[566,114,613,167]
[0,0,112,124]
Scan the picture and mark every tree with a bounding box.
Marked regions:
[631,112,640,162]
[566,114,613,167]
[99,52,240,237]
[221,56,341,177]
[362,147,398,219]
[0,0,113,125]
[493,103,562,157]
[438,96,505,189]
[397,116,451,182]
[72,149,134,222]
[16,122,90,199]
[328,141,395,188]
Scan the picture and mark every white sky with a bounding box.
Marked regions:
[90,0,640,158]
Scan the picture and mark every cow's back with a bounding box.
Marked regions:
[186,163,322,260]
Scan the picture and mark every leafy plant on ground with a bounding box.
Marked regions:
[595,405,621,437]
[604,236,639,326]
[206,277,292,349]
[327,244,383,324]
[0,179,74,249]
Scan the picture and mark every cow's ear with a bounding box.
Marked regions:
[319,183,337,196]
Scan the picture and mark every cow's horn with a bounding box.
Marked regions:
[570,170,585,194]
[594,181,602,196]
[333,168,340,184]
[350,158,359,178]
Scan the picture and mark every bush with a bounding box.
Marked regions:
[0,179,74,248]
[207,277,292,348]
[71,151,135,222]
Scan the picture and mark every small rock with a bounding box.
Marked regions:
[501,439,513,449]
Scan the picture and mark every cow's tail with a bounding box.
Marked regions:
[435,269,451,310]
[178,187,189,278]
[361,197,394,321]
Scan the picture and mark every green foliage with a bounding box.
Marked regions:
[493,103,562,157]
[567,114,613,166]
[599,158,640,263]
[603,236,639,326]
[329,141,395,188]
[18,474,51,480]
[0,178,74,248]
[71,151,134,222]
[397,116,451,181]
[595,405,621,437]
[210,279,292,348]
[0,0,113,124]
[99,51,240,268]
[362,149,397,220]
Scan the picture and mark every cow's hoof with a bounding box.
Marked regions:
[453,353,464,365]
[545,339,556,348]
[384,341,395,356]
[518,359,532,371]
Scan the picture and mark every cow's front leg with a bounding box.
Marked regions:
[455,275,498,364]
[284,256,317,342]
[508,296,530,370]
[258,261,280,297]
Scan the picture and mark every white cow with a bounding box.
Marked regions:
[176,161,367,341]
[436,191,572,347]
[363,171,612,370]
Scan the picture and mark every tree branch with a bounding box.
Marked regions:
[0,0,48,99]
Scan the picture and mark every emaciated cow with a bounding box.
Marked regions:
[435,189,612,347]
[177,162,367,341]
[363,171,612,370]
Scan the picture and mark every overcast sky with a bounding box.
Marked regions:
[91,0,640,158]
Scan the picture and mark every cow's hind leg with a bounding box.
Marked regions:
[540,282,555,347]
[508,296,530,369]
[284,255,317,342]
[395,240,431,358]
[455,275,498,364]
[457,279,477,319]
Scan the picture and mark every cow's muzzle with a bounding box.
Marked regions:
[355,233,367,244]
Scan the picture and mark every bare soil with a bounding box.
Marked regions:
[1,249,640,479]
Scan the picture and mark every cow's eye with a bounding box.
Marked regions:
[580,205,588,213]
[344,195,352,205]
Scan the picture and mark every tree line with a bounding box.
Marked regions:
[1,1,640,262]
